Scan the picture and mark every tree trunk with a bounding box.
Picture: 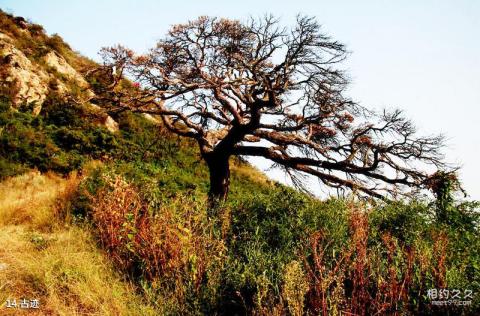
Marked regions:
[205,152,230,203]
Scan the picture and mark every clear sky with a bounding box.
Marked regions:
[1,0,479,199]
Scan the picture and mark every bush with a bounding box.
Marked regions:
[85,172,225,314]
[75,163,480,315]
[0,97,120,178]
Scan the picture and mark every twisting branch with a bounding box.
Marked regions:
[97,15,449,201]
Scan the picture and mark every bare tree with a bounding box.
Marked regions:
[98,15,446,202]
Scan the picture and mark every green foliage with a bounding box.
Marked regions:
[369,200,432,245]
[78,161,480,314]
[219,189,348,312]
[0,97,118,178]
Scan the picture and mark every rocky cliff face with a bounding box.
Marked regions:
[0,32,49,113]
[0,11,118,132]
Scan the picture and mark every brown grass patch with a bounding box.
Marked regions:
[0,171,158,315]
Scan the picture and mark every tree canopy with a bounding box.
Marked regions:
[98,15,447,201]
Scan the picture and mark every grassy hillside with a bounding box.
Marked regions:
[0,171,159,315]
[0,10,479,315]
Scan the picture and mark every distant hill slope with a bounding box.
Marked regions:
[0,9,118,131]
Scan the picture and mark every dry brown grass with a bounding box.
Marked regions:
[0,171,66,230]
[302,207,449,316]
[0,170,84,231]
[89,173,226,311]
[0,171,158,315]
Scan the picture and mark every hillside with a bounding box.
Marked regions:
[0,170,159,315]
[0,10,479,315]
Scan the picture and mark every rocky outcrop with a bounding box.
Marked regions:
[104,116,119,132]
[43,51,95,100]
[0,32,50,114]
[0,31,118,132]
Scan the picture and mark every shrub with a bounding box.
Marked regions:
[282,260,309,316]
[45,33,72,53]
[85,172,225,314]
[69,133,479,315]
[0,96,123,178]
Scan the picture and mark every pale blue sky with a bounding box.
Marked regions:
[1,0,479,199]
